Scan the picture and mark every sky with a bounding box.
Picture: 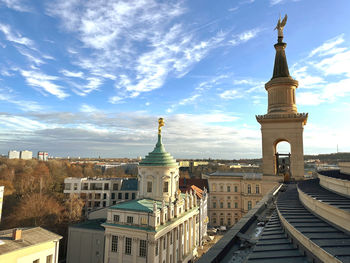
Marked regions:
[0,0,350,159]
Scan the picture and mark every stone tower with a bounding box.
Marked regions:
[256,17,308,181]
[137,118,179,202]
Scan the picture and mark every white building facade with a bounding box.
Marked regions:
[103,124,204,263]
[64,177,138,215]
[8,150,20,159]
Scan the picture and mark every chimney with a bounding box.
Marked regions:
[13,229,22,240]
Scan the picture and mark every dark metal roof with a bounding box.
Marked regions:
[298,178,350,212]
[272,42,290,79]
[319,169,350,181]
[277,184,350,262]
[247,212,309,263]
[120,178,138,191]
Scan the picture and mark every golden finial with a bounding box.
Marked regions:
[158,118,164,134]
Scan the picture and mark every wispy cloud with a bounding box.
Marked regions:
[229,28,261,46]
[0,0,32,12]
[0,88,43,111]
[47,0,229,102]
[291,34,350,105]
[60,69,84,78]
[19,70,68,99]
[0,23,33,47]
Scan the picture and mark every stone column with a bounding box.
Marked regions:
[178,224,183,261]
[104,233,111,263]
[148,240,156,263]
[183,221,187,257]
[132,237,138,263]
[166,232,170,263]
[193,215,196,248]
[159,236,163,263]
[188,218,192,253]
[118,236,124,263]
[172,228,176,263]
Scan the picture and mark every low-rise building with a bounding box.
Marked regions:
[8,150,20,159]
[20,150,32,160]
[0,227,62,263]
[38,151,49,161]
[204,171,275,227]
[66,219,106,263]
[64,177,138,215]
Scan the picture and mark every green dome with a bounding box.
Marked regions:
[139,134,178,167]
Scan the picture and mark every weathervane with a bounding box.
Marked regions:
[158,118,164,135]
[274,14,287,42]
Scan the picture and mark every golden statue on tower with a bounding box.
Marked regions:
[158,118,164,134]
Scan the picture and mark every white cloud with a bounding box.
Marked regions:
[80,104,98,113]
[229,28,261,46]
[308,34,345,57]
[0,23,34,47]
[0,0,32,12]
[61,69,84,78]
[19,70,68,99]
[219,89,243,100]
[48,0,228,102]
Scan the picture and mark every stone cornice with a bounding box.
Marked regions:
[256,112,308,125]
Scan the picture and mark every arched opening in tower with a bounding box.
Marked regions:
[274,141,291,182]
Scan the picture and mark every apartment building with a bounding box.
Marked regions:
[64,177,138,215]
[204,171,273,227]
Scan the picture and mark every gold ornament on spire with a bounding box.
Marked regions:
[158,118,164,134]
[274,14,287,40]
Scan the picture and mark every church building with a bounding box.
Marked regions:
[102,118,203,263]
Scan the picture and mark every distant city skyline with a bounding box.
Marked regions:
[0,0,350,159]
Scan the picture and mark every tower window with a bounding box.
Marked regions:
[163,181,169,193]
[147,181,152,192]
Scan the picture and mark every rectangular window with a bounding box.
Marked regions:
[104,183,109,190]
[163,181,169,193]
[132,193,136,199]
[103,193,107,199]
[113,183,119,190]
[220,202,223,209]
[227,218,231,226]
[114,215,120,222]
[155,240,159,256]
[248,201,252,210]
[139,240,147,257]
[118,193,122,199]
[74,183,78,190]
[127,216,133,224]
[46,255,53,263]
[125,193,129,199]
[147,181,152,192]
[141,217,147,225]
[213,202,216,208]
[248,185,251,194]
[256,185,260,194]
[111,193,115,199]
[234,186,238,192]
[235,202,238,208]
[213,217,216,224]
[227,202,231,208]
[227,186,230,192]
[111,235,118,252]
[95,193,101,199]
[125,237,132,255]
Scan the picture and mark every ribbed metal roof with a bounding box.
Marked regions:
[139,134,177,167]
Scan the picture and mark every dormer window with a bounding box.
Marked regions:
[163,181,169,193]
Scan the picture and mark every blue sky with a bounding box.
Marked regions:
[0,0,350,159]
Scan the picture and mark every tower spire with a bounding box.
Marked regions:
[272,14,290,79]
